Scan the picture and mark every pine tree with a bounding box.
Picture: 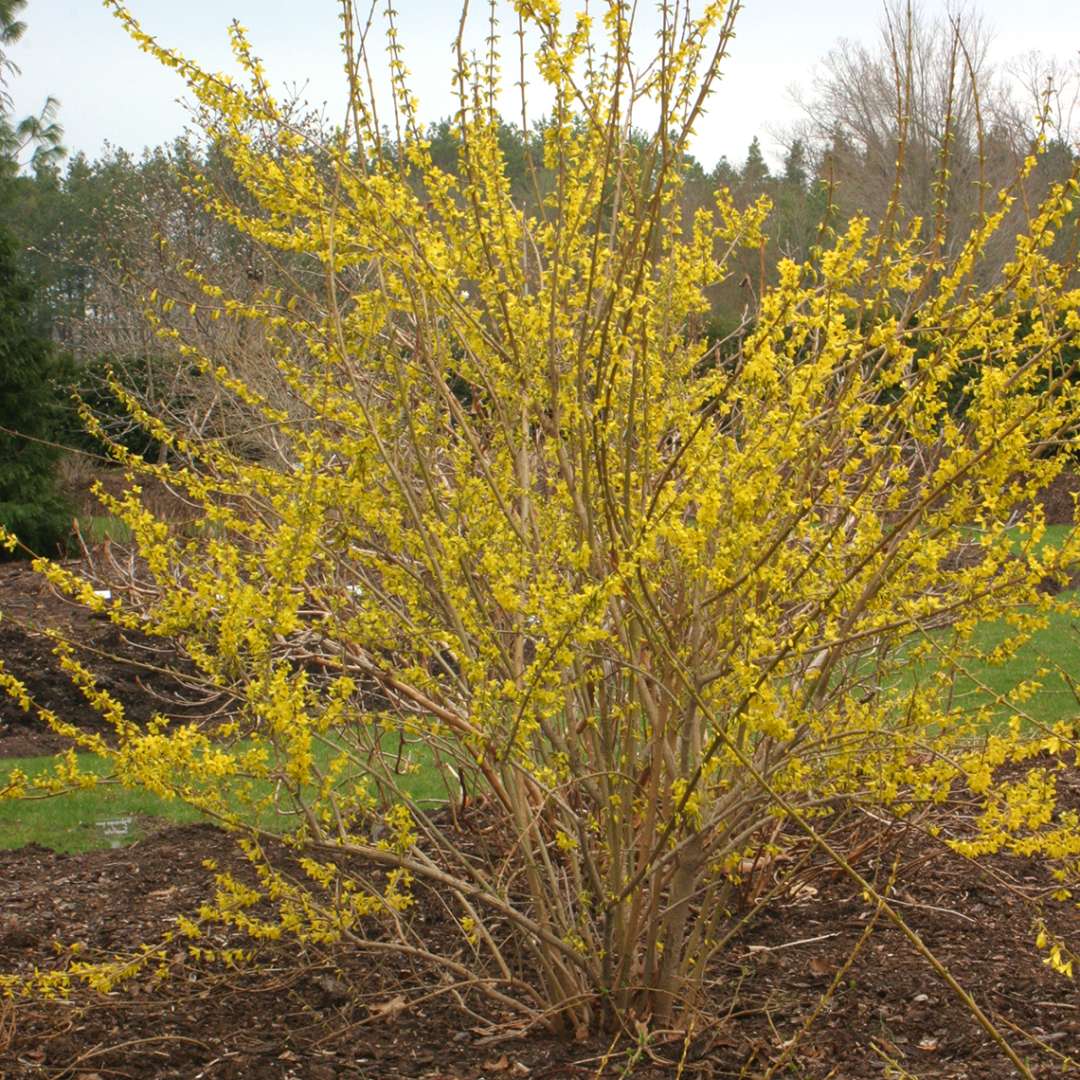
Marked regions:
[741,136,770,187]
[0,226,70,555]
[710,154,737,187]
[0,0,62,171]
[783,139,809,190]
[0,0,70,556]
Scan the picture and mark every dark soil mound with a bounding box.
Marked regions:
[1037,469,1080,526]
[0,562,209,757]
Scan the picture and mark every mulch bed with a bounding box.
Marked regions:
[0,561,212,758]
[1037,470,1080,527]
[0,786,1078,1079]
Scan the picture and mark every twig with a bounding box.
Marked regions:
[52,1034,214,1079]
[745,932,840,954]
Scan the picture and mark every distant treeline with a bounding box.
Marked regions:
[1,0,1078,554]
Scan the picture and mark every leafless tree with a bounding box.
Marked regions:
[792,2,1073,270]
[64,138,331,470]
[1010,50,1080,149]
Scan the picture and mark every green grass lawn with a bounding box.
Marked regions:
[1006,522,1075,553]
[0,730,457,853]
[0,753,203,853]
[887,523,1078,728]
[936,606,1078,727]
[75,514,133,546]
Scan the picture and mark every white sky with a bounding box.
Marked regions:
[7,1,1080,172]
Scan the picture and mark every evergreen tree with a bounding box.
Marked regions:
[0,0,71,556]
[741,136,769,187]
[0,226,70,555]
[0,0,24,107]
[709,154,737,187]
[783,139,809,190]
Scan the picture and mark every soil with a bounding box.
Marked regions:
[0,793,1077,1079]
[0,560,210,758]
[0,485,1078,1078]
[1037,470,1080,527]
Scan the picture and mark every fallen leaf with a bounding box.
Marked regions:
[808,956,831,977]
[737,855,774,876]
[368,994,407,1022]
[482,1055,510,1071]
[918,1036,939,1052]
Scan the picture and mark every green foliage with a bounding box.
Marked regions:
[75,514,132,546]
[0,227,71,556]
[0,0,63,174]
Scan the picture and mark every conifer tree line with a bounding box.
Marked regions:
[0,0,68,556]
[0,0,1078,552]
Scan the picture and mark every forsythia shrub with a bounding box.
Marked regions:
[2,0,1079,1046]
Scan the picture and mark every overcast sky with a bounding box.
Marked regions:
[7,1,1080,172]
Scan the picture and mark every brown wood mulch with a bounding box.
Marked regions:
[0,559,213,759]
[0,782,1077,1079]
